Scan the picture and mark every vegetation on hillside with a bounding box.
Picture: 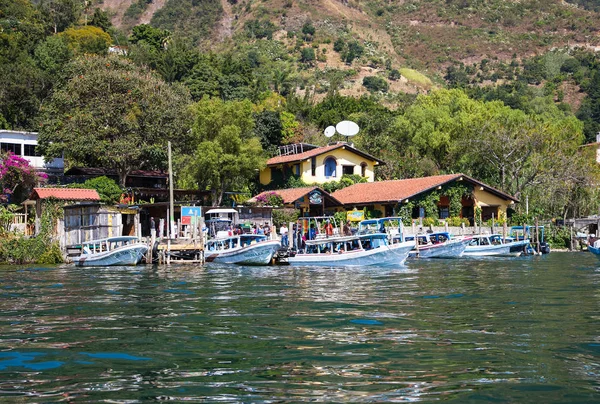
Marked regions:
[2,0,600,220]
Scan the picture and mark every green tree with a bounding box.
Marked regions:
[300,47,315,64]
[68,176,122,204]
[34,35,73,77]
[342,40,363,65]
[89,8,112,31]
[37,0,81,34]
[59,26,111,55]
[38,55,192,186]
[184,97,265,205]
[254,110,283,152]
[129,24,170,51]
[301,21,315,40]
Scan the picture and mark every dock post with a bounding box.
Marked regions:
[167,208,171,265]
[535,217,540,254]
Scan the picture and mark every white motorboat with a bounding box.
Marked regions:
[205,234,281,265]
[75,236,149,267]
[463,234,530,257]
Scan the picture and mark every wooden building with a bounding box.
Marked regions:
[62,204,140,247]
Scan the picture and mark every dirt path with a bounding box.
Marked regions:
[216,0,234,41]
[140,0,167,25]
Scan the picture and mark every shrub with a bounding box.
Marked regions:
[68,176,122,204]
[388,69,401,81]
[422,217,441,226]
[446,216,469,226]
[244,19,277,40]
[272,208,299,228]
[254,191,284,207]
[333,38,345,52]
[300,47,315,63]
[301,22,316,39]
[362,76,389,92]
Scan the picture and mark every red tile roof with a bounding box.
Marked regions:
[31,188,101,201]
[266,143,384,166]
[331,174,518,205]
[249,187,342,205]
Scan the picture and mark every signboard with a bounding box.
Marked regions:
[181,206,202,225]
[308,190,323,205]
[346,209,365,222]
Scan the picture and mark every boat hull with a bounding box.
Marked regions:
[409,239,470,258]
[588,244,600,257]
[76,244,149,267]
[288,241,414,267]
[206,240,281,265]
[463,240,529,257]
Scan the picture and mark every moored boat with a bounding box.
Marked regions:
[587,239,600,257]
[287,232,414,267]
[405,232,471,258]
[205,234,281,265]
[463,234,529,257]
[75,236,149,267]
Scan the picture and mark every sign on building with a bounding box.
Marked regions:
[181,206,202,225]
[346,209,365,222]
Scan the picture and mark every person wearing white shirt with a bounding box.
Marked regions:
[280,224,289,247]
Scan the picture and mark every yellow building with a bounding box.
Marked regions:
[259,142,384,186]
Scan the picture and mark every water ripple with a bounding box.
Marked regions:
[0,253,599,402]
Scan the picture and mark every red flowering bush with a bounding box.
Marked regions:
[0,153,47,203]
[254,192,283,207]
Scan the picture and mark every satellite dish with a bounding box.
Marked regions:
[336,120,359,137]
[324,126,336,138]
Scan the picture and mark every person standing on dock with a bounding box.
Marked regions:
[324,219,333,238]
[280,224,289,247]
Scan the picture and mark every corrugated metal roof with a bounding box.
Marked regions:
[32,188,101,201]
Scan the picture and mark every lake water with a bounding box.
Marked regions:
[1,252,599,402]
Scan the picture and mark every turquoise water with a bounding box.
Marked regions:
[0,253,599,402]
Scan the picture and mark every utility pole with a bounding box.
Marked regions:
[168,141,174,238]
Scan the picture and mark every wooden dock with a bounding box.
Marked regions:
[155,238,204,264]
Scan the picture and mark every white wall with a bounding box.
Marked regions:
[0,130,64,171]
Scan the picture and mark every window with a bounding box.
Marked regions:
[361,163,367,177]
[342,165,354,176]
[24,144,41,157]
[324,157,337,178]
[439,206,449,219]
[295,164,300,176]
[1,142,21,155]
[412,206,425,218]
[311,157,317,176]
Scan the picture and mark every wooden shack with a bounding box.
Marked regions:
[62,204,141,247]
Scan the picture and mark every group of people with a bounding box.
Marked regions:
[277,219,355,249]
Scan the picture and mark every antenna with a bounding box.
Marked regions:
[324,126,336,138]
[335,120,359,142]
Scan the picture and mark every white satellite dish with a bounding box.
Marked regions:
[324,126,336,138]
[336,120,359,137]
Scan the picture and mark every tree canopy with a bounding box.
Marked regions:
[180,97,265,206]
[38,54,192,186]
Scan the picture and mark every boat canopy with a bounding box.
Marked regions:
[206,208,238,214]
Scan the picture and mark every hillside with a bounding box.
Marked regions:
[100,0,600,69]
